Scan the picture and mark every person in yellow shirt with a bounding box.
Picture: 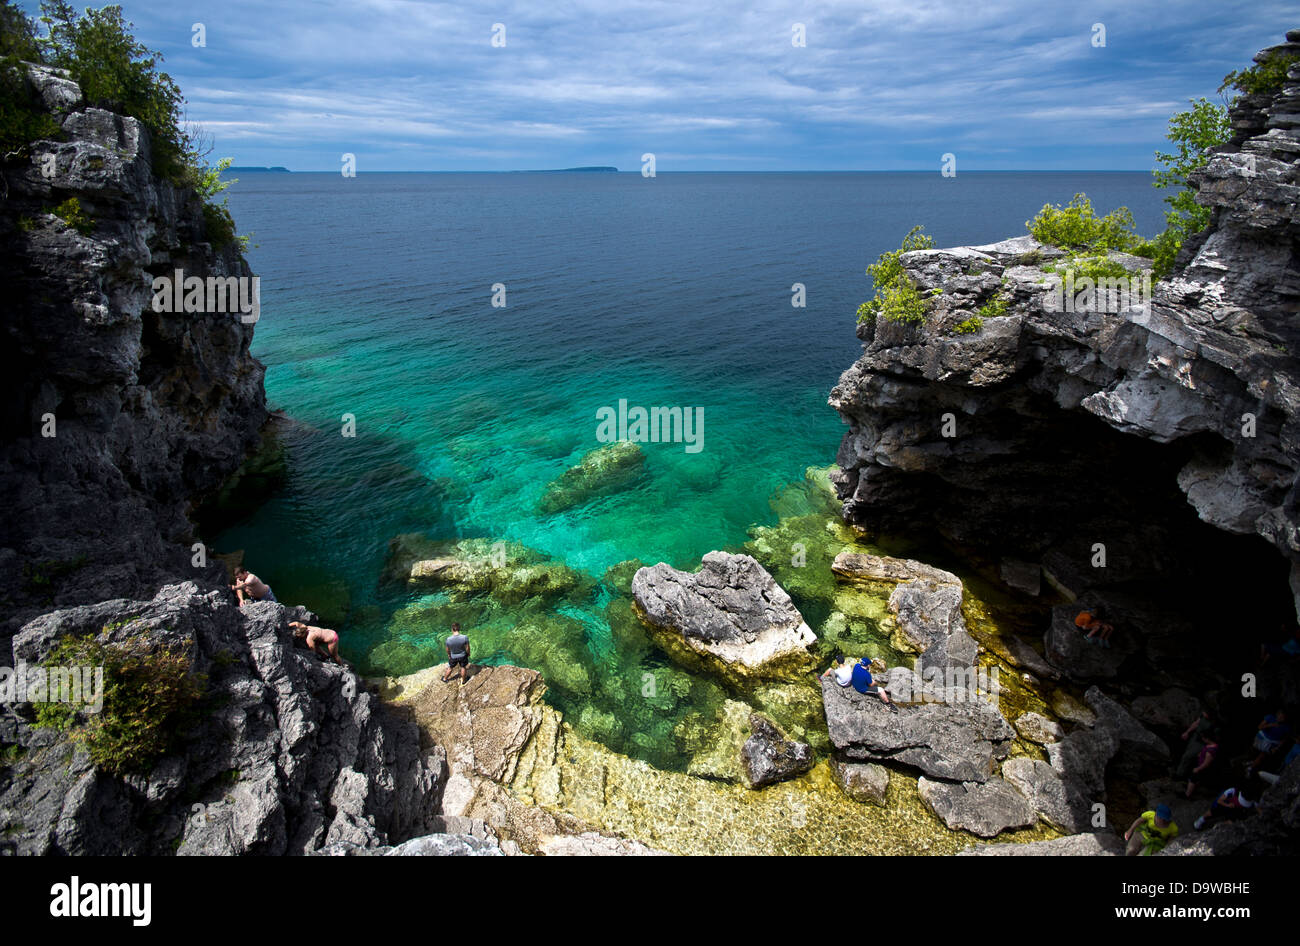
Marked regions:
[1124,804,1178,855]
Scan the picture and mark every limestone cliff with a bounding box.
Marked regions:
[0,64,266,631]
[0,66,446,854]
[829,30,1300,853]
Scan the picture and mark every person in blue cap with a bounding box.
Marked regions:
[850,656,896,710]
[1124,804,1179,855]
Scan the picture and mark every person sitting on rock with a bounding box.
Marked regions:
[289,621,344,664]
[1257,741,1299,787]
[851,656,895,709]
[232,566,276,605]
[1194,782,1259,831]
[1124,804,1178,855]
[442,623,471,684]
[820,653,855,688]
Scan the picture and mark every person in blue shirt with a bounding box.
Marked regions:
[1247,710,1291,777]
[850,657,896,710]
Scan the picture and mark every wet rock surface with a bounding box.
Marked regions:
[632,552,818,684]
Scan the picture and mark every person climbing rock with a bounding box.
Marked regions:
[442,623,471,684]
[231,566,276,605]
[1124,804,1179,855]
[1075,606,1114,648]
[1194,783,1258,830]
[290,621,344,664]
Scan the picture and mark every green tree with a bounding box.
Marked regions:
[1149,97,1230,276]
[37,1,190,180]
[0,0,57,158]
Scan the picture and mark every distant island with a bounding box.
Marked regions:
[515,166,618,173]
[227,166,291,172]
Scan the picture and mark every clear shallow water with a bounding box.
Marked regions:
[208,171,1169,765]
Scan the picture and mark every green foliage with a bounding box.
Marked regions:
[1027,194,1139,252]
[952,315,983,335]
[1148,97,1231,278]
[858,225,935,325]
[38,1,190,181]
[31,633,205,776]
[52,195,92,234]
[0,1,59,158]
[1220,48,1300,97]
[1045,254,1133,283]
[977,293,1008,320]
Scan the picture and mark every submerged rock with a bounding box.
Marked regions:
[962,833,1123,856]
[539,441,646,513]
[387,536,594,606]
[631,552,818,685]
[829,759,890,806]
[741,714,814,788]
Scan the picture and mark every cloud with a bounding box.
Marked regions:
[24,0,1295,169]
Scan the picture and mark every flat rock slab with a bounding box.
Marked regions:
[960,832,1122,856]
[821,677,1014,783]
[1014,711,1064,745]
[831,551,959,586]
[918,777,1037,837]
[632,552,817,683]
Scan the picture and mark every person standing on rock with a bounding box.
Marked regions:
[442,623,471,684]
[232,566,276,605]
[1124,804,1178,855]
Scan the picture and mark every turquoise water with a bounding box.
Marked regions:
[208,171,1169,765]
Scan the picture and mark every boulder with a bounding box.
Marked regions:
[1044,604,1136,680]
[889,578,978,670]
[740,714,814,788]
[917,776,1037,837]
[1000,757,1096,833]
[820,677,1014,783]
[631,552,817,684]
[1014,711,1064,745]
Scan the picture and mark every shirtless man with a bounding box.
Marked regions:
[231,566,276,605]
[289,621,344,664]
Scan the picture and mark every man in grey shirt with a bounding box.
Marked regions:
[442,623,471,684]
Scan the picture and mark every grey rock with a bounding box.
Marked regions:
[740,714,814,788]
[821,677,1014,783]
[1044,605,1135,680]
[631,552,817,682]
[1014,711,1064,745]
[1001,756,1096,833]
[917,776,1037,837]
[383,834,504,856]
[961,832,1123,856]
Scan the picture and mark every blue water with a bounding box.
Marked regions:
[209,171,1169,763]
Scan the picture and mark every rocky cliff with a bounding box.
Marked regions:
[0,64,266,630]
[829,31,1300,852]
[0,66,448,854]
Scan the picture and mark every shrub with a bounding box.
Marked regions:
[1220,48,1300,98]
[31,633,205,776]
[52,195,92,234]
[952,315,983,335]
[858,225,935,325]
[977,293,1008,320]
[1027,194,1139,252]
[1045,254,1133,283]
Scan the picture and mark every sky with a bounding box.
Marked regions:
[19,0,1297,171]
